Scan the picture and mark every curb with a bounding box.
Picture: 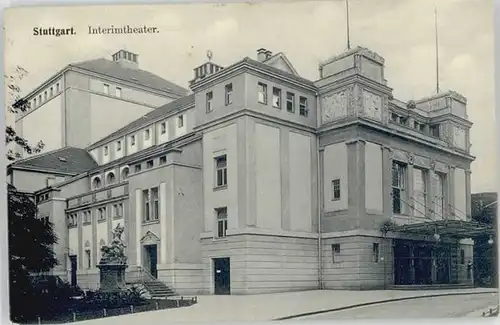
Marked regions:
[274,291,496,320]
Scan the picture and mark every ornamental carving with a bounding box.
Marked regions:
[321,90,348,123]
[99,224,127,265]
[406,152,415,165]
[430,160,436,170]
[362,90,382,120]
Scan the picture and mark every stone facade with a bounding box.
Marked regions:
[10,46,475,294]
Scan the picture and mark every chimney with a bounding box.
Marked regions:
[257,48,268,62]
[112,49,139,69]
[265,50,273,60]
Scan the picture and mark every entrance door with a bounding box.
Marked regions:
[435,247,450,284]
[213,258,230,295]
[144,245,158,278]
[413,244,432,284]
[394,242,412,285]
[69,255,77,287]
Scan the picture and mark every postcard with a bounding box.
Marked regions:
[3,0,498,323]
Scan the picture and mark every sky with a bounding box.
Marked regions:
[3,0,495,192]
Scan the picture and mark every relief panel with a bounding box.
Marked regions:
[453,126,467,150]
[321,89,348,123]
[362,89,382,120]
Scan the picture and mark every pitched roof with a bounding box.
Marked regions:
[88,94,195,149]
[9,147,98,175]
[70,58,189,96]
[262,52,300,76]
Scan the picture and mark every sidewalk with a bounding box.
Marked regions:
[465,305,499,317]
[80,288,498,324]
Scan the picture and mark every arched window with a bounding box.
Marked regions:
[106,172,116,185]
[121,167,130,180]
[92,177,101,189]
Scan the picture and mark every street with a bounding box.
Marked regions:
[296,293,499,319]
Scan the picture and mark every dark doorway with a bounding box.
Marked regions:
[413,244,432,284]
[144,245,158,278]
[394,242,412,285]
[213,257,231,295]
[69,255,77,287]
[435,246,451,284]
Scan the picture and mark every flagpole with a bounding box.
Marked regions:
[346,0,351,50]
[435,7,440,94]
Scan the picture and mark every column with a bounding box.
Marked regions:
[465,169,472,220]
[381,146,392,216]
[346,140,366,221]
[427,166,435,220]
[135,189,142,266]
[281,128,290,231]
[159,182,168,264]
[447,166,456,220]
[107,203,113,243]
[407,163,414,220]
[91,209,97,268]
[78,212,83,269]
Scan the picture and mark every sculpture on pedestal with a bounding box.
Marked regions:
[97,223,128,292]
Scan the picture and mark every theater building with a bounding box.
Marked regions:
[8,45,489,295]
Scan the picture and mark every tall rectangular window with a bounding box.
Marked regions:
[50,87,53,97]
[299,96,308,117]
[178,115,184,128]
[44,91,47,101]
[118,203,123,217]
[373,243,380,263]
[104,84,110,95]
[413,168,427,218]
[146,160,154,169]
[85,250,91,269]
[143,189,150,222]
[225,83,233,105]
[430,124,440,138]
[272,87,281,108]
[134,164,141,173]
[130,135,136,146]
[215,155,227,187]
[216,207,228,238]
[331,179,341,201]
[56,83,60,93]
[392,161,407,214]
[34,98,37,107]
[98,207,106,221]
[332,244,340,263]
[206,91,213,112]
[144,129,150,140]
[258,82,267,104]
[116,140,122,151]
[116,87,122,98]
[161,122,167,134]
[286,92,295,113]
[39,94,42,103]
[432,171,445,219]
[104,146,109,156]
[151,187,159,220]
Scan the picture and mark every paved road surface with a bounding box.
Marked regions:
[297,293,498,319]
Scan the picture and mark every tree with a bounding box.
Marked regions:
[5,66,44,161]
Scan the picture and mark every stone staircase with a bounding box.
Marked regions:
[127,266,177,299]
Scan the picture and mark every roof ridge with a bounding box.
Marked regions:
[10,146,80,165]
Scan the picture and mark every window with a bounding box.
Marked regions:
[258,83,267,104]
[92,177,101,189]
[430,124,440,138]
[85,250,91,269]
[159,156,167,165]
[134,164,142,173]
[161,122,167,134]
[331,179,341,201]
[118,203,123,217]
[215,155,227,188]
[143,189,150,222]
[130,135,136,146]
[144,129,150,141]
[106,172,115,184]
[373,243,380,263]
[83,211,91,223]
[399,116,408,126]
[44,91,47,101]
[413,168,427,218]
[272,87,281,108]
[332,244,340,263]
[34,98,37,107]
[216,207,228,238]
[177,115,184,128]
[121,167,129,180]
[299,96,308,117]
[151,187,159,220]
[38,94,42,103]
[206,91,213,112]
[460,249,465,264]
[50,87,53,97]
[432,172,445,219]
[104,146,109,156]
[225,83,233,105]
[98,207,106,221]
[391,113,398,123]
[286,92,295,113]
[56,83,60,92]
[146,160,154,169]
[392,161,407,214]
[116,141,122,151]
[67,214,77,227]
[116,87,122,98]
[104,84,110,95]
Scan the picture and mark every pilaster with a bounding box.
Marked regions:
[78,213,83,269]
[465,169,471,220]
[135,189,142,266]
[236,118,247,229]
[428,164,435,220]
[407,161,414,219]
[159,182,168,264]
[447,166,456,220]
[281,128,290,231]
[107,202,112,243]
[346,139,366,224]
[381,146,392,217]
[91,209,97,268]
[247,119,257,227]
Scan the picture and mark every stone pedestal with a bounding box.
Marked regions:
[97,264,128,292]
